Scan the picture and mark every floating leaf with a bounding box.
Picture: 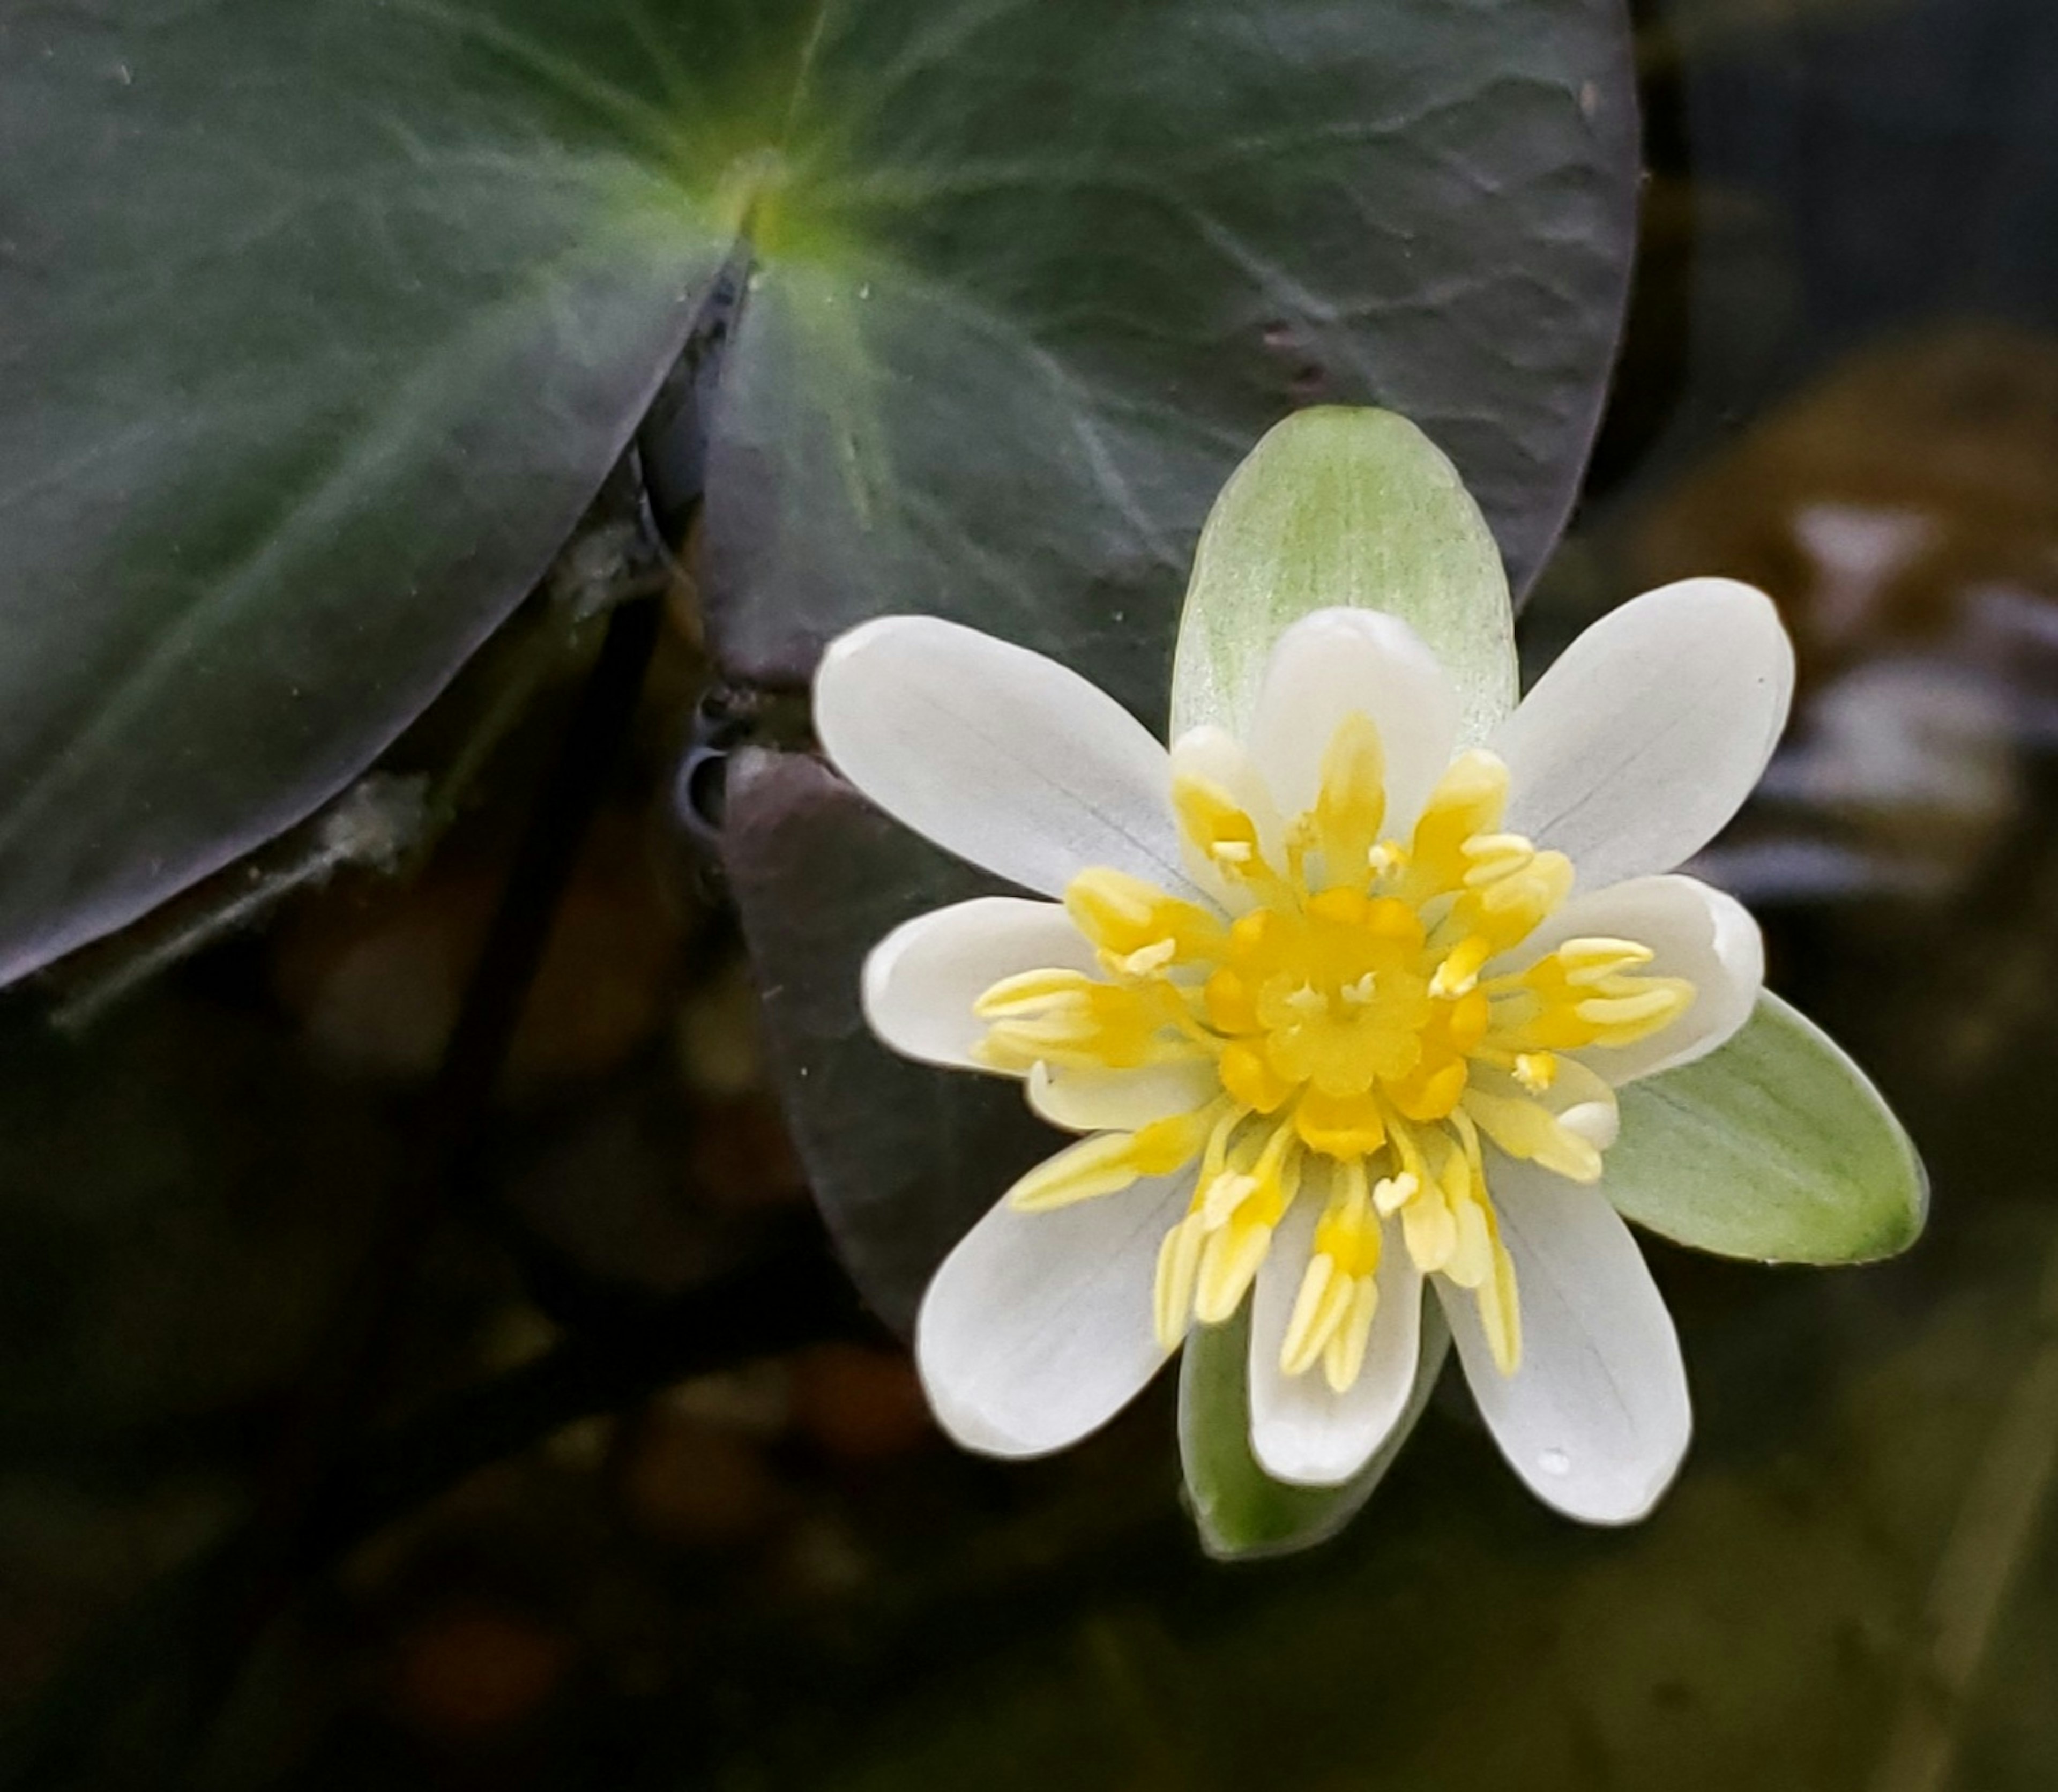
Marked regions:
[1609,993,1928,1265]
[3,0,1635,987]
[722,748,1059,1333]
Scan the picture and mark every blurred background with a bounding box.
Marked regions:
[6,0,2058,1786]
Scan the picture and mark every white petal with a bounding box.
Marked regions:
[1441,1161,1691,1524]
[815,615,1192,898]
[862,898,1098,1071]
[1505,875,1764,1084]
[915,1172,1190,1457]
[1247,608,1461,835]
[1248,1199,1425,1486]
[1492,579,1795,888]
[1027,1060,1221,1132]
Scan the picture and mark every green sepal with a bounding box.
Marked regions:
[1177,1296,1449,1562]
[1167,407,1519,747]
[1608,991,1927,1264]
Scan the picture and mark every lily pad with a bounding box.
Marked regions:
[1608,993,1929,1265]
[2,0,1635,988]
[722,747,1059,1333]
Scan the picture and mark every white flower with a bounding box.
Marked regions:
[813,577,1793,1524]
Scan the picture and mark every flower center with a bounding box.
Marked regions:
[972,715,1694,1391]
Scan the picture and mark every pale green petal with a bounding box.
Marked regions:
[1177,1297,1449,1561]
[1606,992,1927,1263]
[1168,407,1518,746]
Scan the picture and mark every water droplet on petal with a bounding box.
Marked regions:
[1539,1447,1571,1477]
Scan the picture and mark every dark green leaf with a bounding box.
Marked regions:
[723,748,1057,1333]
[0,0,735,980]
[4,0,1635,985]
[702,0,1640,711]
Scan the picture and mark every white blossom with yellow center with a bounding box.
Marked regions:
[817,579,1790,1522]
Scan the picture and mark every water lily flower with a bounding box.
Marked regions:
[808,411,1921,1533]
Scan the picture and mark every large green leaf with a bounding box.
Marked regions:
[1179,1299,1450,1561]
[3,0,1634,985]
[1608,992,1928,1265]
[0,0,729,981]
[699,0,1639,715]
[1168,408,1519,746]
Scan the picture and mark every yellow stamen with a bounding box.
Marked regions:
[1322,1275,1381,1393]
[974,717,1696,1390]
[1153,1214,1207,1350]
[1513,1051,1557,1094]
[1311,711,1386,891]
[1006,1104,1220,1211]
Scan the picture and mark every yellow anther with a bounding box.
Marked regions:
[1279,1253,1351,1377]
[1153,1213,1207,1349]
[1402,1185,1457,1273]
[1513,1051,1557,1094]
[1004,1133,1149,1212]
[974,968,1092,1017]
[1228,907,1277,954]
[1444,1193,1493,1289]
[1304,884,1368,928]
[1457,849,1573,953]
[1372,1170,1419,1216]
[1460,832,1535,888]
[1116,938,1178,977]
[1438,990,1491,1054]
[1366,842,1407,882]
[1311,1158,1379,1270]
[1311,711,1388,890]
[1173,774,1271,888]
[1006,1105,1217,1211]
[1065,868,1222,961]
[1322,1276,1381,1393]
[1429,934,1492,999]
[1557,936,1656,985]
[1200,1169,1259,1229]
[1577,981,1694,1043]
[1479,1240,1522,1374]
[1462,1088,1604,1184]
[1407,749,1510,893]
[1426,1131,1493,1288]
[1194,1217,1274,1322]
